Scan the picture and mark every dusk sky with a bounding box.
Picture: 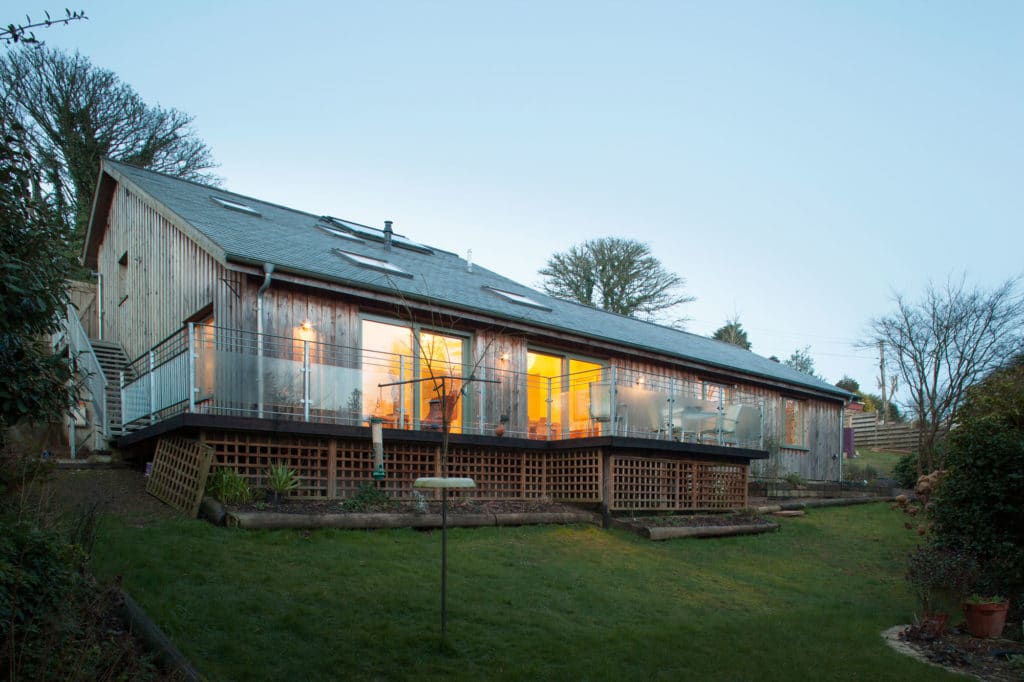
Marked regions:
[37,1,1024,401]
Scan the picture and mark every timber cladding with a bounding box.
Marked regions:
[199,430,748,510]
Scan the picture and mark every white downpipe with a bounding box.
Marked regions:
[257,263,274,419]
[93,271,103,341]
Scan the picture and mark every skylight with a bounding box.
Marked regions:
[211,196,261,216]
[333,249,411,277]
[484,287,551,311]
[318,224,364,243]
[321,216,434,254]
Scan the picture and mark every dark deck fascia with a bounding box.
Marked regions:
[117,413,769,463]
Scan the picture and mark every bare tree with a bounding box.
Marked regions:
[867,276,1024,473]
[539,237,694,325]
[2,9,86,46]
[0,46,218,253]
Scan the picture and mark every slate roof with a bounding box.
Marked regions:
[93,159,850,400]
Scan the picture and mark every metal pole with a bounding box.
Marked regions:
[68,343,76,460]
[303,340,310,422]
[610,367,618,436]
[398,355,406,429]
[668,377,675,439]
[188,322,197,413]
[545,377,553,440]
[441,485,448,639]
[149,350,156,424]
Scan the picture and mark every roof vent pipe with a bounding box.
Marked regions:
[383,220,393,251]
[466,249,473,273]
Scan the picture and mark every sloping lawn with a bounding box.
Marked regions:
[854,449,907,477]
[92,505,957,681]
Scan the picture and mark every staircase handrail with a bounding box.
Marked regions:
[66,303,109,439]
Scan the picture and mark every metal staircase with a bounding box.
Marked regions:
[62,304,134,456]
[90,339,131,438]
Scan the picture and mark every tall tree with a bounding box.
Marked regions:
[783,346,819,378]
[0,46,218,254]
[834,375,859,393]
[0,118,73,440]
[712,316,751,349]
[866,276,1024,472]
[539,237,694,324]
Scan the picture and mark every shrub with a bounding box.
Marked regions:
[0,515,158,679]
[266,462,300,495]
[931,357,1024,604]
[843,462,880,483]
[891,452,918,488]
[206,467,253,504]
[905,543,978,615]
[341,484,399,512]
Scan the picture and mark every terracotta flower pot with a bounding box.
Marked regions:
[962,600,1009,638]
[494,424,506,436]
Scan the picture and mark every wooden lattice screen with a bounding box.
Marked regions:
[147,436,214,517]
[610,456,747,511]
[198,430,745,510]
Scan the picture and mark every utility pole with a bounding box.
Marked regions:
[878,341,888,424]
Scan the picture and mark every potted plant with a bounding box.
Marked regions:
[962,594,1009,638]
[905,544,977,637]
[265,462,300,504]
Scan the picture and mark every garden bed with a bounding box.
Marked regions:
[218,497,600,530]
[884,624,1024,682]
[610,512,779,541]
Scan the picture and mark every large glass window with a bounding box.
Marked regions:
[361,319,466,432]
[526,351,602,438]
[781,398,805,448]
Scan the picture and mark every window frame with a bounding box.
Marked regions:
[359,315,471,430]
[780,396,807,449]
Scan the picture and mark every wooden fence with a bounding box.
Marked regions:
[200,430,748,511]
[851,412,940,453]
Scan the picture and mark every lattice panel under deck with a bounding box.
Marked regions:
[337,442,438,499]
[610,456,747,511]
[204,431,330,498]
[545,450,602,502]
[147,436,213,517]
[692,462,748,510]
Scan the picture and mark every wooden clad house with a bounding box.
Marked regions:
[70,159,851,511]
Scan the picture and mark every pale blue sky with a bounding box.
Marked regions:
[37,1,1024,398]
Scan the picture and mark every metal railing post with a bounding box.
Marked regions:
[545,377,553,440]
[148,350,156,424]
[478,363,486,435]
[68,343,76,460]
[302,340,310,422]
[398,355,406,429]
[609,366,618,436]
[667,376,675,439]
[187,322,196,413]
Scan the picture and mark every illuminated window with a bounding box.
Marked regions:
[360,319,466,432]
[526,351,603,439]
[781,398,805,448]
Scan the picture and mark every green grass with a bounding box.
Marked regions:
[853,449,907,477]
[92,505,957,681]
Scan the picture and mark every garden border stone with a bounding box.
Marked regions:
[120,591,202,681]
[223,509,602,530]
